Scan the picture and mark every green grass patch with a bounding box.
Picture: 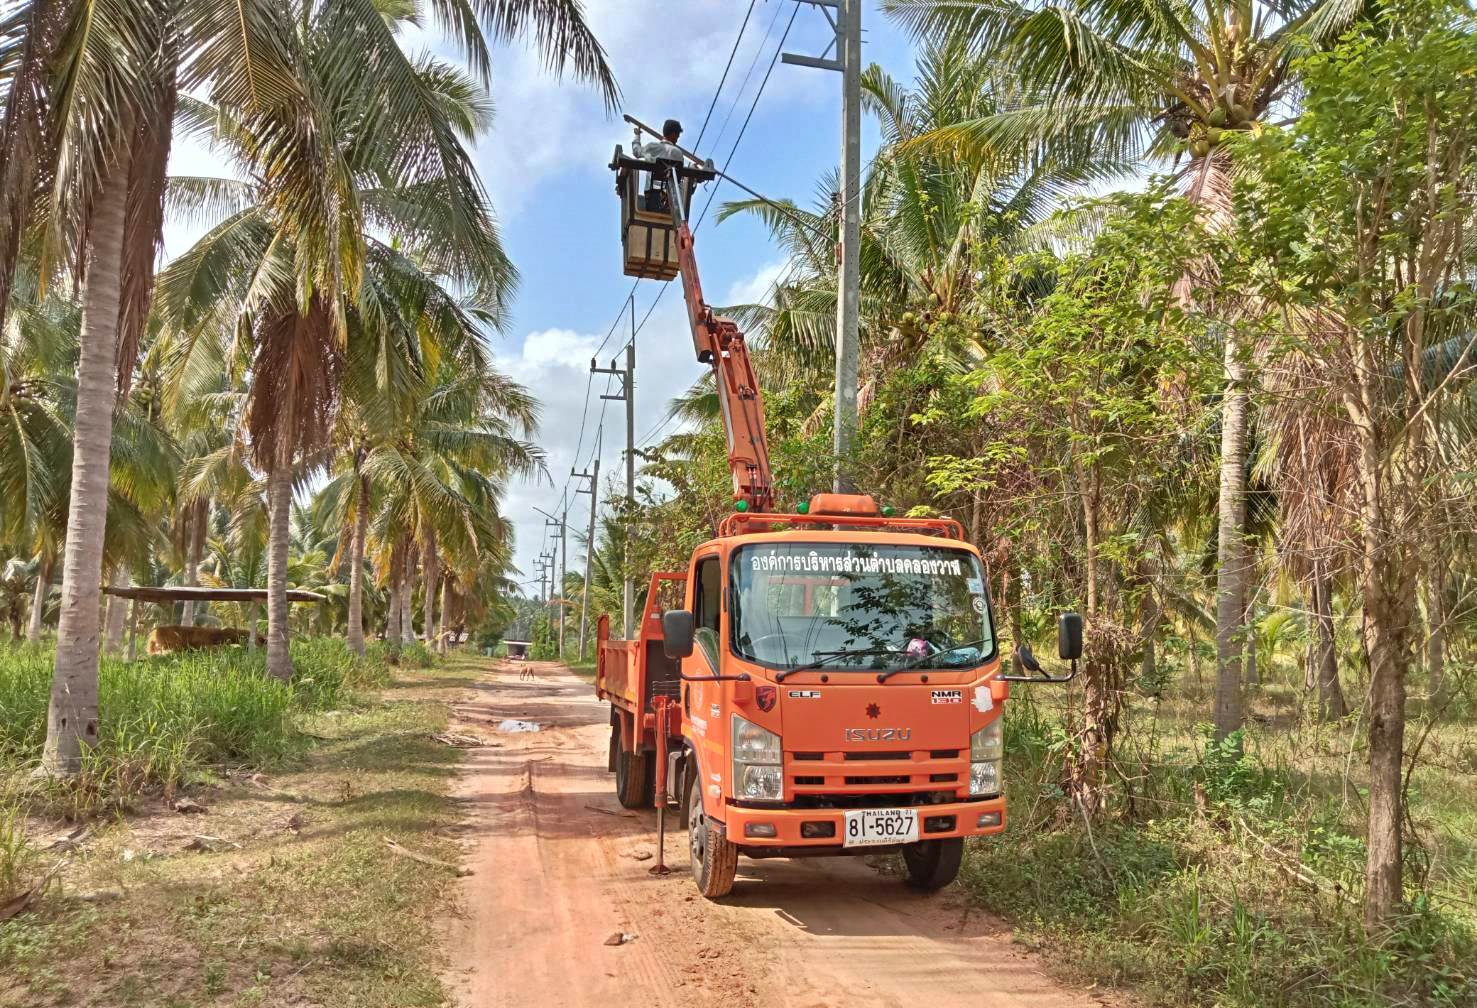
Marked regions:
[969,691,1477,1007]
[0,652,488,1008]
[0,640,394,816]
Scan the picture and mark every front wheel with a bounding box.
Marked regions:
[901,837,963,892]
[688,774,737,898]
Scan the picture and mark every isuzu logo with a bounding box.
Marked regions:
[845,727,912,742]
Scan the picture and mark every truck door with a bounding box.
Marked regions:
[692,553,722,671]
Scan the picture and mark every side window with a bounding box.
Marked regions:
[694,555,721,631]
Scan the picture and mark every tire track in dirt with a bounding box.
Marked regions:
[443,660,1123,1008]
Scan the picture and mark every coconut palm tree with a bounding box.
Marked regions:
[319,357,542,655]
[153,0,613,680]
[1,0,311,774]
[722,42,1110,422]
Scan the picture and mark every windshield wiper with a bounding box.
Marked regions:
[776,648,905,682]
[876,639,991,682]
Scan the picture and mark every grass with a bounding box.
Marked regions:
[0,646,483,1008]
[565,659,597,681]
[964,671,1477,1008]
[0,640,395,818]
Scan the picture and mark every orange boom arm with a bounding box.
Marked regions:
[673,219,775,514]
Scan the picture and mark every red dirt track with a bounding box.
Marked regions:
[445,659,1118,1008]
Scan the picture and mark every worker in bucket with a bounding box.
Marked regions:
[635,118,685,213]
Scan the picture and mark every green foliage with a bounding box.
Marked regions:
[0,797,39,902]
[0,641,392,810]
[961,705,1477,1007]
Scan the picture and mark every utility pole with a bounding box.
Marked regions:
[536,507,568,660]
[591,321,635,638]
[574,459,601,661]
[784,0,861,492]
[537,551,556,654]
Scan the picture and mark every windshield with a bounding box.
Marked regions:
[730,542,995,672]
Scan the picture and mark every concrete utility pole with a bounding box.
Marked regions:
[591,325,636,639]
[537,507,568,660]
[574,459,601,661]
[784,0,861,492]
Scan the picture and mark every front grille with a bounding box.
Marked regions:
[844,774,910,786]
[787,748,969,805]
[787,790,963,810]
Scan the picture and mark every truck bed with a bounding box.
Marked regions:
[594,572,686,717]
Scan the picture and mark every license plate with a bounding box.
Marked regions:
[842,808,918,848]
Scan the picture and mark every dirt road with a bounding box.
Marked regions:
[445,660,1117,1008]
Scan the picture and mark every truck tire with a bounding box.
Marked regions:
[607,711,618,773]
[614,718,652,809]
[688,775,737,898]
[902,838,964,892]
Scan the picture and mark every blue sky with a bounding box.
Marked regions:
[167,1,921,593]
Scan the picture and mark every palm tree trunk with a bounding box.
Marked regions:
[41,161,130,776]
[104,565,131,652]
[180,498,206,626]
[346,469,369,656]
[126,598,140,661]
[1213,332,1250,741]
[422,528,439,653]
[1311,564,1346,720]
[437,577,450,653]
[27,554,50,641]
[265,453,294,681]
[386,539,403,660]
[401,544,417,645]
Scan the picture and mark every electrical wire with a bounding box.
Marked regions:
[693,0,760,151]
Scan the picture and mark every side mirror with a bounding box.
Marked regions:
[662,610,696,659]
[1058,612,1084,661]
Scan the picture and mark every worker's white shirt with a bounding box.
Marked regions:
[637,140,684,163]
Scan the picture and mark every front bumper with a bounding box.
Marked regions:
[721,795,1006,848]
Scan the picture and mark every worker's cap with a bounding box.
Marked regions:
[662,118,683,139]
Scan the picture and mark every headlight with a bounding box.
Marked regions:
[970,720,1002,796]
[969,759,1000,796]
[732,715,783,801]
[736,764,784,801]
[733,715,781,763]
[971,719,1003,761]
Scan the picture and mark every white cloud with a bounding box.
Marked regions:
[723,258,788,309]
[503,256,801,583]
[518,327,601,368]
[502,289,700,585]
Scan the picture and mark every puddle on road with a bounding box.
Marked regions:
[495,719,542,733]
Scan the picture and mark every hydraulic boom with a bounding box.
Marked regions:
[667,170,775,514]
